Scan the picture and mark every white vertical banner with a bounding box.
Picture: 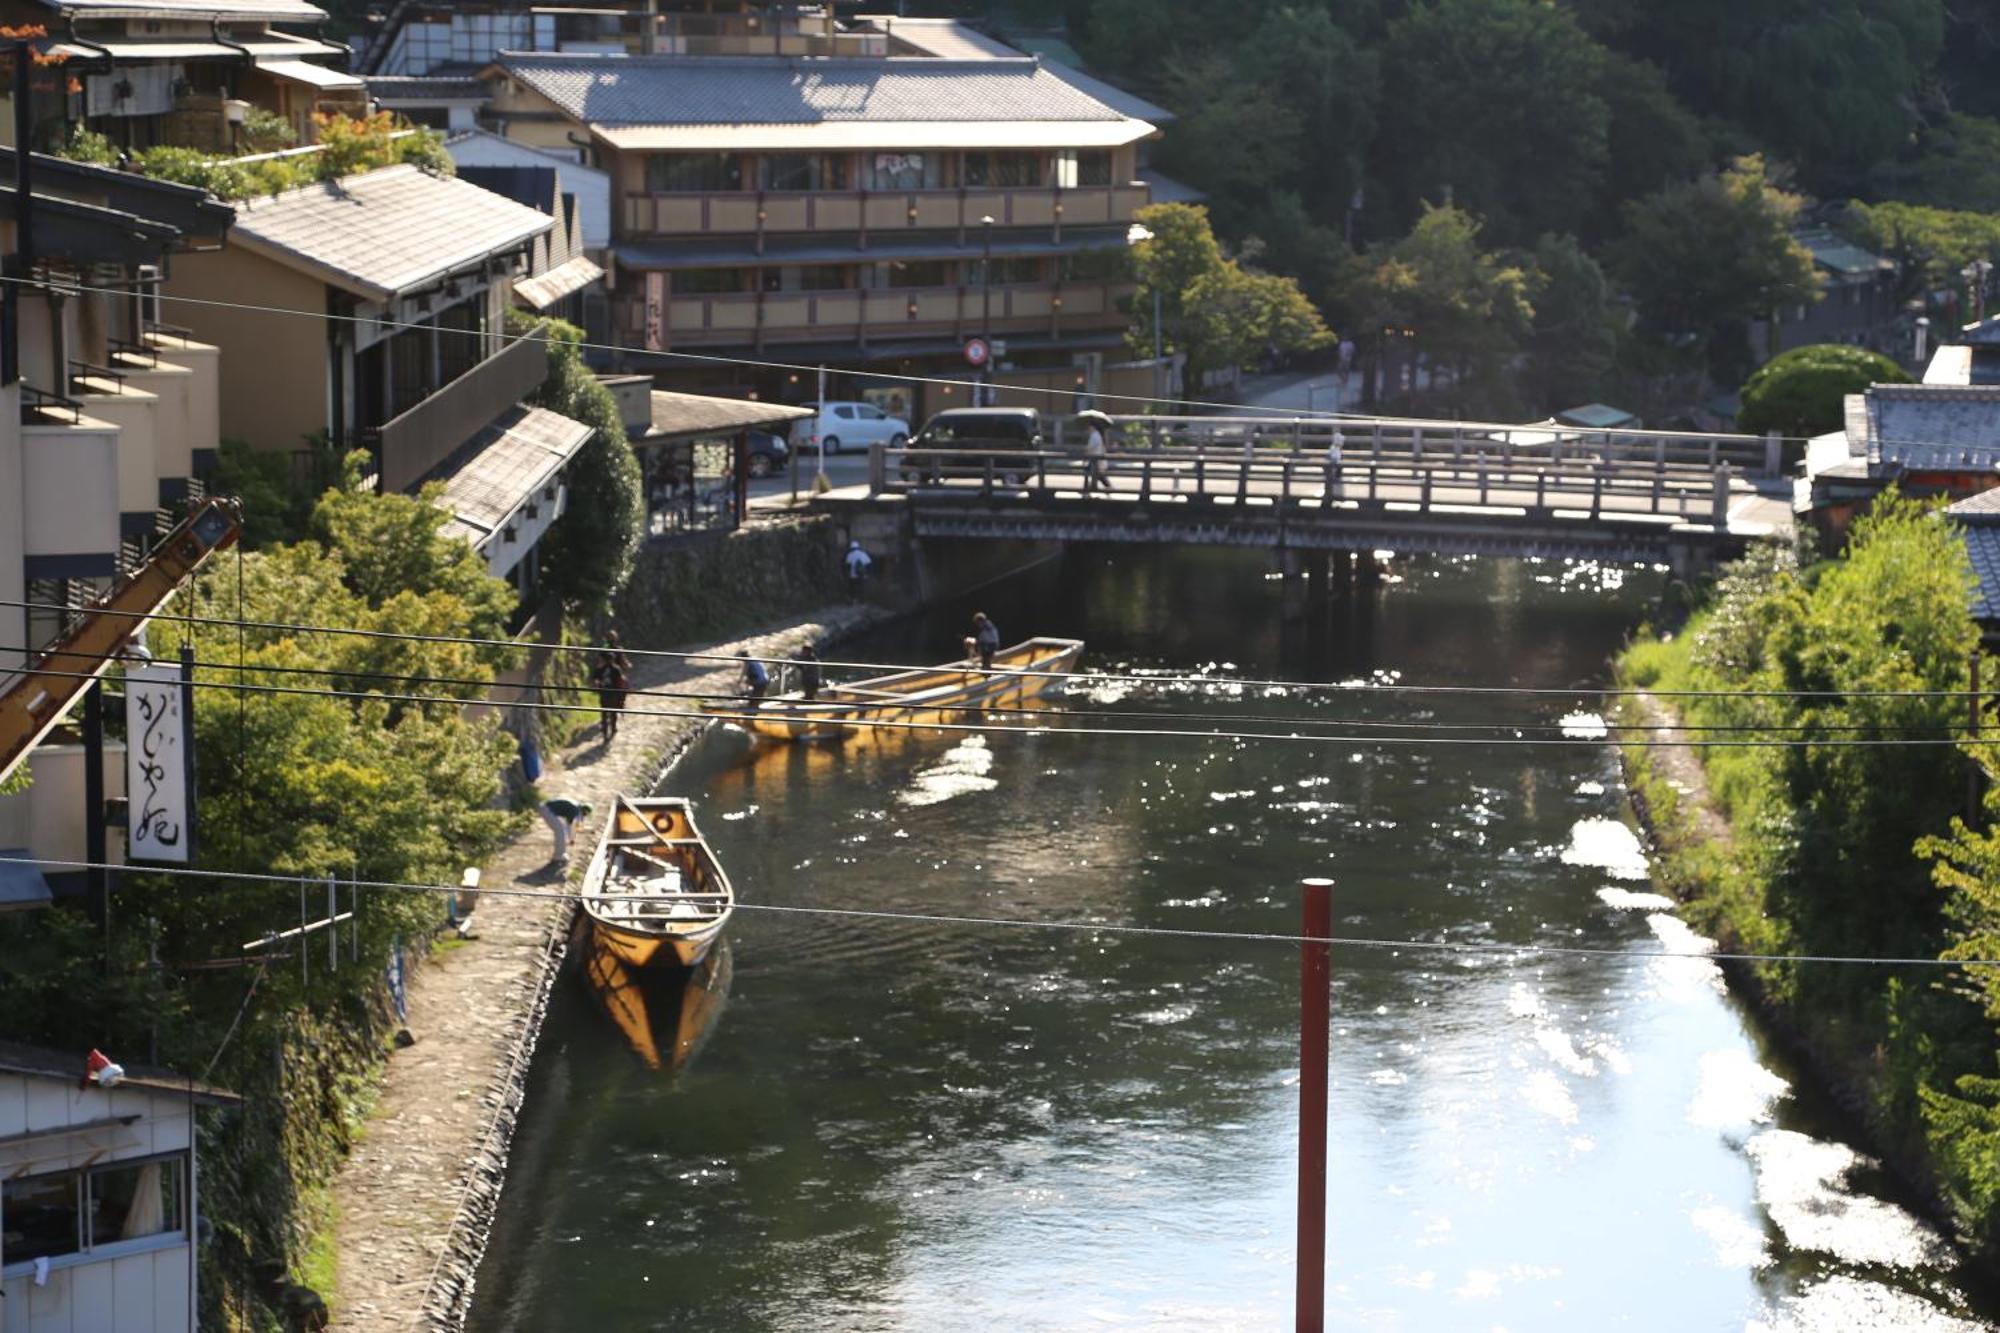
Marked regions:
[126,661,193,864]
[645,271,666,351]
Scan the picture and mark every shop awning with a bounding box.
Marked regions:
[512,255,603,310]
[256,58,365,91]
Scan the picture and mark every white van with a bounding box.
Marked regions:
[792,401,911,454]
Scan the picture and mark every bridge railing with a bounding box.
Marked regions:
[872,446,1739,529]
[1050,415,1783,479]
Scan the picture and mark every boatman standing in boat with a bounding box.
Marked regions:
[971,612,1000,672]
[796,644,825,701]
[740,653,771,702]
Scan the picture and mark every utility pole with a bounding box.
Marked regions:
[979,214,994,406]
[815,363,827,490]
[1970,651,1984,827]
[1297,876,1333,1332]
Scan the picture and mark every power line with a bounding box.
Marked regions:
[3,644,1962,737]
[4,272,1831,441]
[6,597,1987,704]
[7,659,1982,748]
[5,854,1993,971]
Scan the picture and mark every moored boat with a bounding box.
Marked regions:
[709,635,1085,742]
[580,795,734,969]
[576,926,734,1072]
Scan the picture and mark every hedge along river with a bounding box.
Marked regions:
[466,548,1999,1331]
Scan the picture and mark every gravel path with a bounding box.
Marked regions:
[326,606,879,1331]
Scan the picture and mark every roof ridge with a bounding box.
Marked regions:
[496,50,1042,71]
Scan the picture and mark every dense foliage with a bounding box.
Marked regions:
[1620,496,2000,1254]
[61,110,453,200]
[1737,344,1913,438]
[517,314,646,614]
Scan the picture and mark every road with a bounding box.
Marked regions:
[749,444,873,500]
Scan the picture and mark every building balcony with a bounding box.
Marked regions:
[650,11,886,57]
[113,329,223,494]
[67,365,163,531]
[620,183,1151,244]
[619,280,1134,351]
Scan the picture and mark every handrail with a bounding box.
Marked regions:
[67,359,128,394]
[21,384,85,424]
[108,335,161,369]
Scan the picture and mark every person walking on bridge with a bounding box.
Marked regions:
[1081,411,1111,492]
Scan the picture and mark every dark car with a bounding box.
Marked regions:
[745,429,789,478]
[902,407,1044,482]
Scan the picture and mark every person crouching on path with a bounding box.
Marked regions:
[542,797,592,869]
[844,539,873,598]
[591,631,633,741]
[971,612,1000,672]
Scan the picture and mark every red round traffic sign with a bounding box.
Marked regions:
[963,337,990,367]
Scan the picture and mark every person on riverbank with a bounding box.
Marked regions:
[740,653,770,702]
[971,612,1000,672]
[844,540,873,598]
[591,632,633,741]
[541,796,592,869]
[797,644,824,701]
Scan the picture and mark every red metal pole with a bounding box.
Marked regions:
[1298,876,1332,1332]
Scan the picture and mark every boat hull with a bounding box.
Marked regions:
[579,796,735,975]
[717,636,1085,743]
[591,914,724,969]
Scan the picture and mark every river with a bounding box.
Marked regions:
[467,548,1998,1332]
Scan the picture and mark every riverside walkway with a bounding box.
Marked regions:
[821,415,1793,568]
[326,606,878,1332]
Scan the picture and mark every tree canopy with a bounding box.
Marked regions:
[1737,343,1912,438]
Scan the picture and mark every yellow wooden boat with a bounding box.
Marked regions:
[709,636,1085,742]
[580,795,733,969]
[576,927,733,1072]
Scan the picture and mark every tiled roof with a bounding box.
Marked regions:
[228,164,552,301]
[368,76,488,101]
[1862,385,2000,469]
[34,0,325,19]
[513,255,603,309]
[861,15,1020,61]
[430,405,592,547]
[645,391,812,441]
[0,1038,241,1105]
[494,52,1154,150]
[1796,228,1892,277]
[1954,522,2000,622]
[1947,486,2000,520]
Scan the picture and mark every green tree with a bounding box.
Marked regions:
[521,317,644,614]
[1611,155,1819,379]
[1519,233,1620,413]
[1844,198,2000,291]
[1737,344,1912,438]
[1127,203,1331,386]
[1589,53,1711,237]
[1374,0,1612,244]
[1350,203,1536,410]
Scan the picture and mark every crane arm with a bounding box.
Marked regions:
[0,497,241,786]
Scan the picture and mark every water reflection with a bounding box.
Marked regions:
[468,548,1997,1332]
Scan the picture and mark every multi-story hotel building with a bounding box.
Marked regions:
[475,13,1170,419]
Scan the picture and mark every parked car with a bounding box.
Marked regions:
[902,407,1044,482]
[745,429,788,478]
[792,401,910,455]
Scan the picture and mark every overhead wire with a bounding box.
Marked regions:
[5,659,1984,748]
[0,644,1969,737]
[5,596,1991,704]
[5,854,1993,971]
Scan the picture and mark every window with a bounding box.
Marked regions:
[867,152,943,191]
[969,257,1044,285]
[877,260,951,289]
[645,153,744,192]
[1,1157,186,1269]
[1054,150,1113,188]
[760,264,850,292]
[856,405,885,420]
[1061,249,1130,283]
[671,269,747,295]
[964,151,1046,188]
[758,153,852,191]
[833,405,856,419]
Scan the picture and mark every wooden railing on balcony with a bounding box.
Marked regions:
[619,281,1133,351]
[378,337,548,494]
[621,184,1151,246]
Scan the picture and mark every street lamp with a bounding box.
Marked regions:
[1965,260,1994,325]
[979,214,995,405]
[1127,221,1162,416]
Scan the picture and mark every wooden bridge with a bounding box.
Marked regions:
[815,415,1794,571]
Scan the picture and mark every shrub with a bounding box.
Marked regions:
[1738,343,1912,438]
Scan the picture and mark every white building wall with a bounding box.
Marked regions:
[447,130,613,252]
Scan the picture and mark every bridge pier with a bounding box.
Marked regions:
[1330,550,1354,594]
[1280,549,1307,620]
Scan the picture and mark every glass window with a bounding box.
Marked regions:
[1060,249,1131,283]
[88,1159,182,1245]
[645,153,744,192]
[1076,150,1112,187]
[834,405,856,419]
[857,405,884,420]
[758,154,852,191]
[762,264,850,292]
[964,151,1046,188]
[671,269,747,295]
[866,152,943,191]
[970,257,1044,285]
[881,260,951,289]
[3,1173,81,1263]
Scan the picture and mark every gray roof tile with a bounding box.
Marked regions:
[1956,524,2000,622]
[430,405,592,545]
[228,164,553,301]
[1859,385,2000,469]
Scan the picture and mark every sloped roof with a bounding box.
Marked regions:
[430,405,592,549]
[514,255,603,309]
[0,1039,240,1105]
[1861,384,2000,469]
[228,164,553,302]
[493,52,1155,150]
[33,0,324,19]
[644,390,812,442]
[1947,493,2000,623]
[1796,228,1893,278]
[368,76,489,102]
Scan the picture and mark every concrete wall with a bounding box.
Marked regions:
[0,739,127,874]
[163,247,329,454]
[22,417,120,569]
[71,381,162,521]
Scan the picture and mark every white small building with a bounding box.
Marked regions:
[0,1042,239,1332]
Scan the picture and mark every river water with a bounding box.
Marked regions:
[468,549,1998,1332]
